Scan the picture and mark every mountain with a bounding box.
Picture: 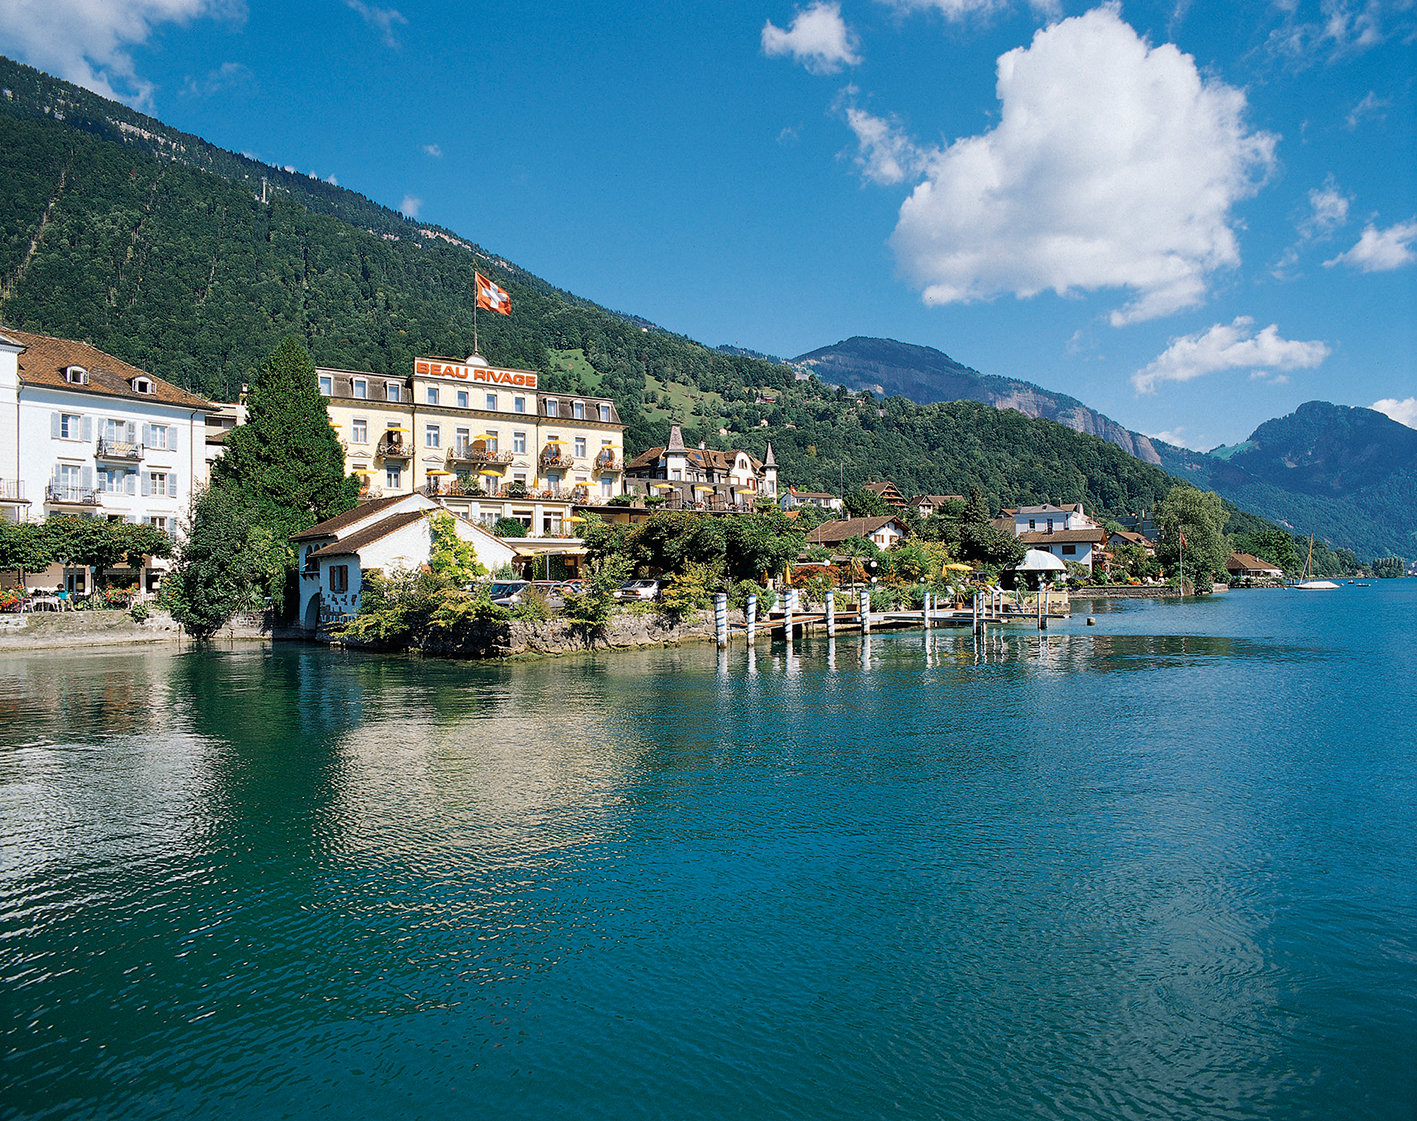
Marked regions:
[791,337,1163,465]
[1152,402,1416,559]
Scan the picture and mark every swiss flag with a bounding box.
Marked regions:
[476,272,511,315]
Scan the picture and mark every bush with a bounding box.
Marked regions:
[728,580,776,614]
[493,517,529,538]
[129,601,149,623]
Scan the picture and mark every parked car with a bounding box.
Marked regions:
[559,580,586,596]
[487,580,530,607]
[615,579,662,601]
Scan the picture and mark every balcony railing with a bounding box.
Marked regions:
[539,450,576,469]
[0,479,25,502]
[594,450,619,471]
[46,483,102,505]
[96,438,144,461]
[377,438,413,459]
[449,445,515,466]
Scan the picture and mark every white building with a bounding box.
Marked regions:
[290,493,516,631]
[0,328,210,591]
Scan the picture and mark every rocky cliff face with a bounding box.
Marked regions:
[794,337,1162,465]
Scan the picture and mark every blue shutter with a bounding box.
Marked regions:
[81,466,93,489]
[142,472,152,496]
[81,416,93,441]
[51,412,61,438]
[125,470,137,496]
[141,424,152,446]
[169,426,179,452]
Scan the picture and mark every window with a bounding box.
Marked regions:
[513,396,525,413]
[57,464,81,491]
[386,383,401,402]
[573,401,584,420]
[147,516,168,532]
[545,399,558,417]
[59,413,83,439]
[386,466,401,488]
[64,365,88,385]
[1028,519,1036,529]
[1062,544,1077,556]
[574,437,586,457]
[303,546,319,574]
[455,428,471,455]
[513,431,526,453]
[352,379,367,399]
[426,386,439,405]
[330,565,349,593]
[145,471,174,497]
[671,469,682,481]
[319,375,333,396]
[598,403,612,422]
[149,425,170,449]
[132,377,153,394]
[457,390,469,408]
[352,418,368,443]
[425,424,440,448]
[600,476,615,498]
[486,392,498,411]
[99,467,125,494]
[1046,519,1054,532]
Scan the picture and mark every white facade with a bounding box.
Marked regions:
[1013,504,1095,536]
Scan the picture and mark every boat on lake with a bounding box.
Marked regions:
[1294,536,1340,590]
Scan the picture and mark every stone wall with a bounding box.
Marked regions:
[0,608,281,650]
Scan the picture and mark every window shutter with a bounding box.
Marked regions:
[141,424,151,445]
[125,470,137,495]
[81,416,93,441]
[168,475,177,497]
[142,473,152,496]
[51,412,61,438]
[82,466,93,489]
[169,426,179,452]
[126,421,137,443]
[126,514,138,524]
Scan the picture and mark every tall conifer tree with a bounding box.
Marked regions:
[213,338,359,537]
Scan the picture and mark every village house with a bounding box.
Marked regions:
[804,515,910,551]
[0,327,211,593]
[1009,503,1105,573]
[860,480,908,509]
[910,493,965,520]
[781,488,844,515]
[317,355,625,537]
[1226,553,1284,580]
[290,493,515,631]
[623,424,778,509]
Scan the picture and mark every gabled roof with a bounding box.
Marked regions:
[1016,503,1084,516]
[291,492,431,541]
[1109,530,1154,548]
[5,327,211,409]
[308,510,427,561]
[912,494,965,507]
[807,515,909,544]
[1017,528,1104,545]
[628,446,665,470]
[667,424,687,453]
[1227,552,1282,572]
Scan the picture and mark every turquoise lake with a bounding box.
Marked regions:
[2,584,1415,1119]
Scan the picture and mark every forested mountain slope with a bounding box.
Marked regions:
[0,54,1316,538]
[792,336,1163,464]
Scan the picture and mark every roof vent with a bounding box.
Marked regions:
[63,365,89,385]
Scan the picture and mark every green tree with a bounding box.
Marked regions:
[845,487,890,518]
[1233,528,1300,573]
[166,486,290,638]
[492,516,529,538]
[1155,486,1230,592]
[0,520,53,577]
[211,337,359,540]
[427,511,485,587]
[43,516,127,588]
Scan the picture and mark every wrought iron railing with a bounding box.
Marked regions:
[377,438,413,458]
[539,451,575,469]
[95,438,144,460]
[46,483,101,505]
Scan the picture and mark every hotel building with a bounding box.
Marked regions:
[317,356,625,536]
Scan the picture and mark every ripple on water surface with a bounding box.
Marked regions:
[1,588,1415,1119]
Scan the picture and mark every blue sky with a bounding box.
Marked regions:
[4,0,1415,448]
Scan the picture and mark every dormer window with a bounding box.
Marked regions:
[64,365,88,385]
[131,377,153,394]
[545,399,558,417]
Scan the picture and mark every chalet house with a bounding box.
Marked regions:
[291,493,515,631]
[861,480,907,509]
[1009,505,1103,572]
[1109,529,1156,557]
[781,489,844,515]
[1227,553,1284,579]
[911,493,965,519]
[624,424,778,508]
[804,515,910,551]
[1013,503,1097,535]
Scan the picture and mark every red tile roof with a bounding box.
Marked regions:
[4,327,210,409]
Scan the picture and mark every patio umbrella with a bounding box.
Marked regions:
[693,484,714,493]
[566,516,586,524]
[386,425,409,433]
[1015,549,1066,571]
[943,562,971,571]
[351,468,373,475]
[426,469,452,477]
[651,483,674,491]
[479,469,503,478]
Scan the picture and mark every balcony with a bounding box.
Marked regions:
[594,449,619,472]
[96,438,144,461]
[46,483,102,506]
[448,443,514,466]
[377,437,413,459]
[0,479,25,502]
[539,449,576,469]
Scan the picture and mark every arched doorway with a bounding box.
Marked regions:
[304,592,322,631]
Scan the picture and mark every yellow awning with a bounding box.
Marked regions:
[386,426,409,433]
[651,482,674,491]
[736,487,755,495]
[944,562,971,571]
[566,515,586,523]
[479,469,503,478]
[693,484,714,492]
[351,468,373,475]
[427,469,453,477]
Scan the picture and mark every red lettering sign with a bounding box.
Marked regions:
[413,358,536,389]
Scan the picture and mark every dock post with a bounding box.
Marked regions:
[861,591,872,634]
[747,595,757,644]
[714,593,728,649]
[784,588,796,643]
[826,589,836,638]
[1040,587,1048,630]
[973,593,980,636]
[922,591,931,631]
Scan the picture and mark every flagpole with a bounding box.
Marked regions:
[473,296,479,359]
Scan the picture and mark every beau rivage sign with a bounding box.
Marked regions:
[415,358,537,388]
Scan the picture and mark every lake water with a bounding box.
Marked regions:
[2,584,1415,1120]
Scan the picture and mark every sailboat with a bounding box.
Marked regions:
[1294,536,1340,590]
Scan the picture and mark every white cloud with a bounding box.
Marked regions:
[1300,178,1350,238]
[182,60,252,98]
[1346,90,1389,129]
[422,143,442,157]
[885,0,1060,21]
[345,0,406,48]
[1324,218,1417,271]
[762,2,861,74]
[0,0,244,108]
[1371,397,1417,428]
[1132,316,1330,394]
[400,195,422,218]
[843,106,930,185]
[881,6,1277,326]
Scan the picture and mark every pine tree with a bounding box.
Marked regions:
[212,338,359,538]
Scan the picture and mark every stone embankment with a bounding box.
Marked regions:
[0,608,280,650]
[329,609,741,659]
